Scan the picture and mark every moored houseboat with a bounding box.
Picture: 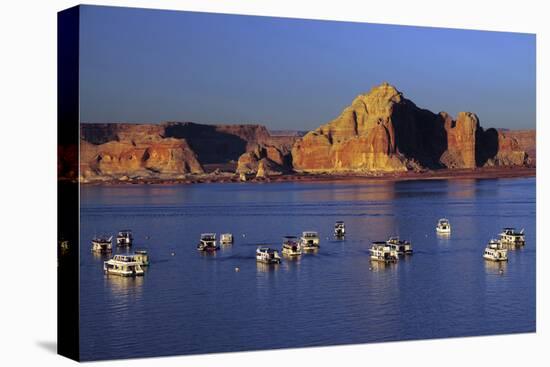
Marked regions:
[281,236,302,256]
[116,230,133,247]
[370,241,398,263]
[133,250,149,266]
[436,218,451,234]
[197,233,219,252]
[334,221,346,237]
[300,231,320,251]
[91,236,113,253]
[386,236,413,255]
[483,239,508,262]
[104,254,144,276]
[220,233,234,245]
[256,247,281,264]
[498,228,525,246]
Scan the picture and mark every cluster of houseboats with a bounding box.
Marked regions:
[482,227,526,262]
[90,220,527,276]
[435,219,526,262]
[200,221,411,264]
[91,230,149,277]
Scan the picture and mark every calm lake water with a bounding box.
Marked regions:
[79,177,536,361]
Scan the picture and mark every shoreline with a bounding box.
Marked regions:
[77,167,536,186]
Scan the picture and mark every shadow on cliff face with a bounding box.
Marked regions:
[80,123,120,144]
[392,103,448,169]
[164,123,247,164]
[476,128,498,166]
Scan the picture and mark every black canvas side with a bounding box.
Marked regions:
[57,5,80,361]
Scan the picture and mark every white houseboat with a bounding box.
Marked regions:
[334,221,346,237]
[220,233,234,245]
[281,236,302,256]
[498,228,525,246]
[104,254,144,276]
[133,250,149,266]
[370,241,399,263]
[256,247,281,264]
[197,233,219,252]
[483,239,508,262]
[386,236,413,255]
[91,236,113,253]
[116,230,133,247]
[436,218,451,234]
[300,231,320,251]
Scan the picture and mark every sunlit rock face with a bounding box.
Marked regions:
[235,144,291,176]
[76,86,532,182]
[292,82,530,173]
[79,138,204,180]
[440,111,479,169]
[79,121,298,181]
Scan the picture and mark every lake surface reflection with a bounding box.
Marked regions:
[79,177,536,360]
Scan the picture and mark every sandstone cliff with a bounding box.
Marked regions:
[79,122,296,181]
[499,129,536,165]
[235,144,292,176]
[292,83,530,172]
[77,85,533,182]
[80,138,204,181]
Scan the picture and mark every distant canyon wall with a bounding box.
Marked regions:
[79,122,297,181]
[74,83,534,181]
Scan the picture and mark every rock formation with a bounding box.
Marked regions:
[78,85,533,182]
[292,82,530,172]
[79,122,299,181]
[499,130,536,165]
[236,144,291,176]
[81,121,296,165]
[439,112,479,169]
[80,137,204,181]
[485,132,529,167]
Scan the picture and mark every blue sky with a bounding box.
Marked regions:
[79,5,536,130]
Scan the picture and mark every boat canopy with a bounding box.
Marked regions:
[93,236,112,242]
[257,247,275,253]
[502,227,523,234]
[112,254,138,262]
[303,231,318,237]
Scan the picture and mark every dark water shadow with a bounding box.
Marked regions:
[36,340,57,354]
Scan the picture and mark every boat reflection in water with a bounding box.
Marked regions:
[369,259,398,273]
[92,250,111,260]
[105,272,144,295]
[198,250,218,258]
[256,261,280,273]
[282,252,303,263]
[485,260,508,275]
[436,231,452,244]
